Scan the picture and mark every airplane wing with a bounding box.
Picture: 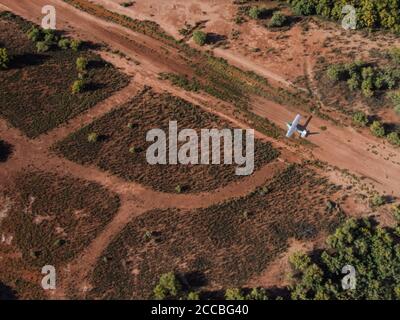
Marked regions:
[286,114,301,138]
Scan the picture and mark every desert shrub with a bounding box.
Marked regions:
[352,111,368,127]
[43,29,57,46]
[58,38,70,50]
[248,7,268,20]
[347,74,361,91]
[290,218,400,300]
[0,48,9,69]
[269,12,287,27]
[76,56,88,73]
[288,0,316,16]
[187,292,200,300]
[193,30,207,46]
[370,194,386,207]
[387,132,400,146]
[392,205,400,221]
[175,185,182,193]
[389,48,400,65]
[390,91,400,115]
[153,272,182,299]
[225,288,269,300]
[70,39,82,52]
[327,64,344,81]
[26,26,42,42]
[36,41,49,53]
[71,79,85,94]
[361,78,374,98]
[370,120,385,137]
[87,132,98,143]
[225,288,245,300]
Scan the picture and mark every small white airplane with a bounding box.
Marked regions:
[286,114,308,138]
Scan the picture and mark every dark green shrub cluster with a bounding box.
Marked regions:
[287,0,400,32]
[289,218,400,300]
[268,11,288,28]
[192,30,207,46]
[327,61,400,97]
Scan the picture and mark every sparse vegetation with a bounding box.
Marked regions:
[387,132,400,146]
[370,120,385,138]
[268,12,287,28]
[0,47,9,69]
[352,111,369,127]
[88,164,341,299]
[71,79,85,94]
[0,12,129,137]
[192,30,207,46]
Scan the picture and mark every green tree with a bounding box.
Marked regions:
[193,30,207,46]
[0,48,10,69]
[370,120,385,137]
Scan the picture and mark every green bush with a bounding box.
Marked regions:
[361,79,374,98]
[387,132,400,146]
[352,111,368,127]
[390,91,400,115]
[248,7,268,20]
[269,12,287,27]
[27,26,42,42]
[87,132,98,143]
[36,41,49,53]
[347,74,361,91]
[370,120,385,137]
[71,79,85,94]
[370,194,386,207]
[0,48,10,69]
[58,38,70,50]
[327,65,344,81]
[153,272,182,300]
[192,30,207,46]
[70,39,82,52]
[288,0,316,16]
[76,56,88,73]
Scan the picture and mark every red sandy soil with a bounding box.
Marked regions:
[0,0,398,298]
